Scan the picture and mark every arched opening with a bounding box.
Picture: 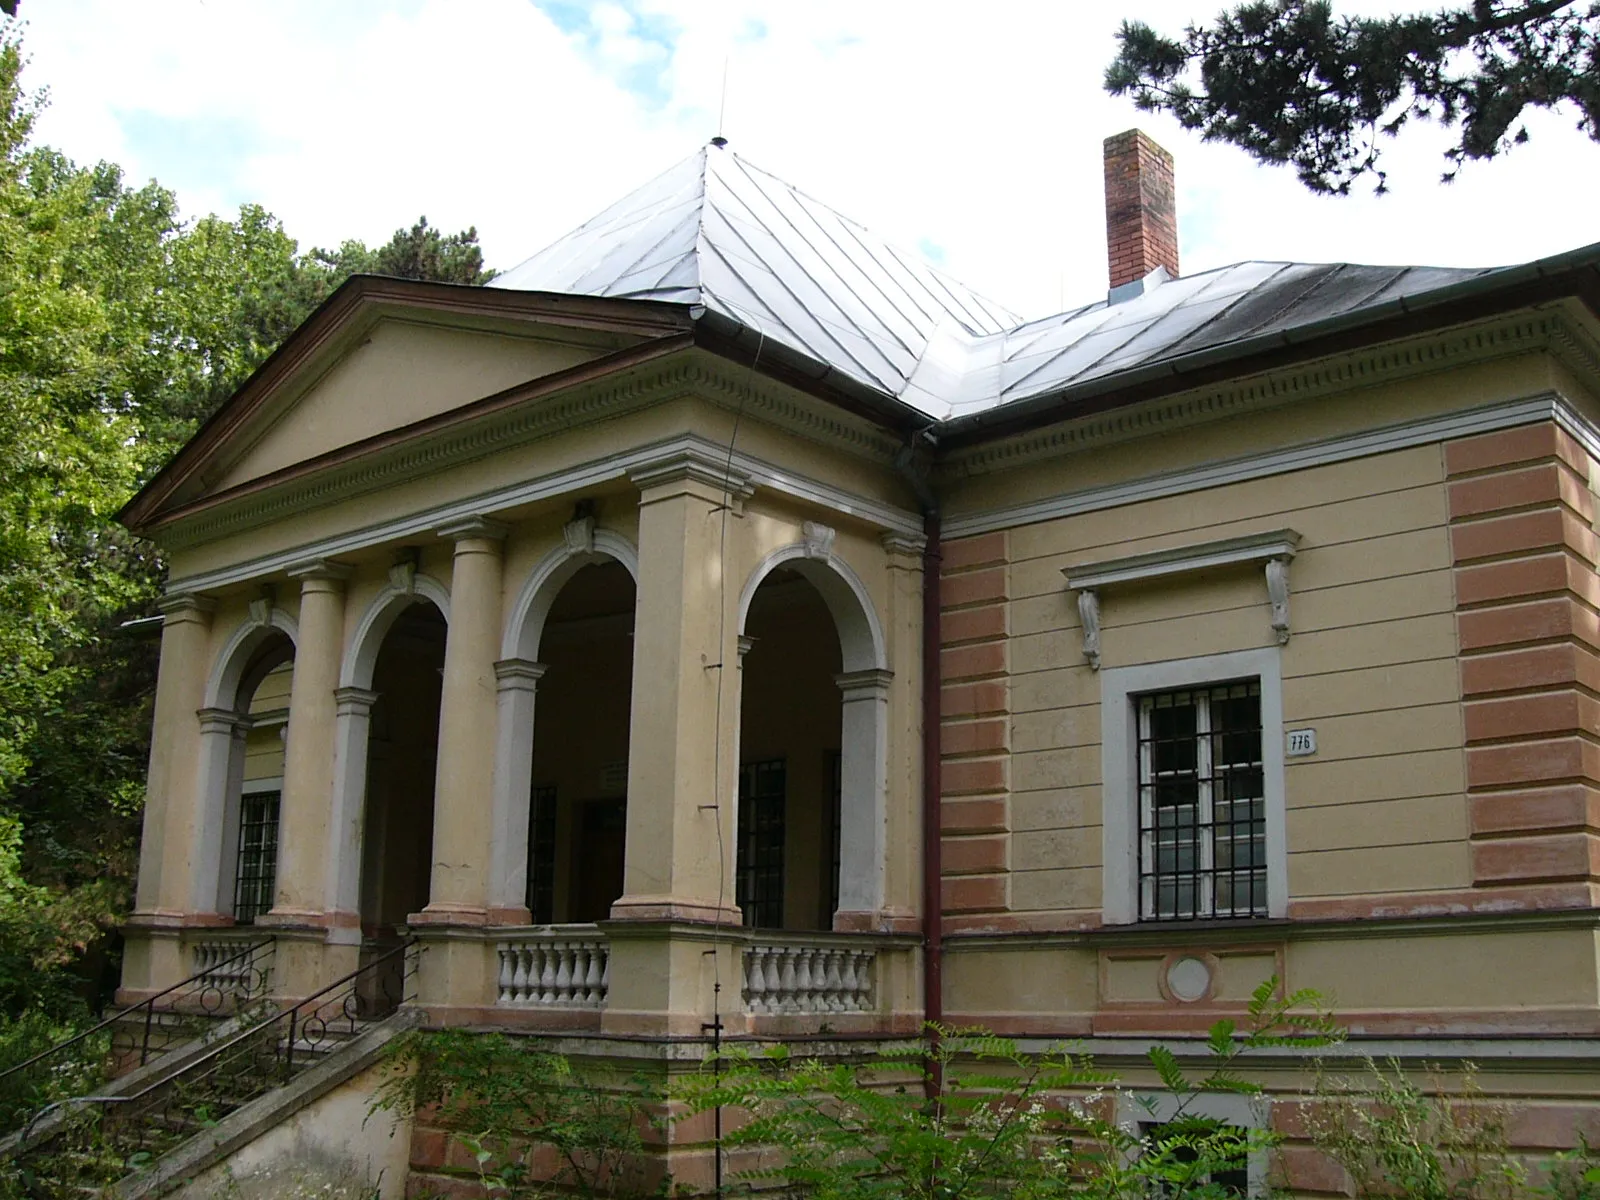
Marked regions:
[526,561,636,923]
[738,570,845,931]
[357,600,446,945]
[196,623,296,922]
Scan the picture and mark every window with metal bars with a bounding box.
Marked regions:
[737,759,786,930]
[1141,1121,1250,1197]
[526,785,557,924]
[1137,680,1266,921]
[233,789,280,924]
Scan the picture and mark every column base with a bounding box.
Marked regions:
[486,905,533,926]
[608,895,745,925]
[409,904,490,928]
[257,907,329,930]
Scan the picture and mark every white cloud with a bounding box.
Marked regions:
[19,0,1600,319]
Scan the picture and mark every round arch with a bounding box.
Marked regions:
[735,540,892,926]
[736,544,888,673]
[340,573,452,690]
[203,608,300,711]
[501,530,640,663]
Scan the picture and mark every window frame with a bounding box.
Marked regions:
[1119,1091,1270,1198]
[1100,648,1286,925]
[232,776,283,925]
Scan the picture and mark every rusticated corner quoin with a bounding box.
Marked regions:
[939,530,1012,918]
[1447,421,1600,900]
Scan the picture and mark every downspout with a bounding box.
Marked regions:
[921,508,943,1099]
[895,429,942,1100]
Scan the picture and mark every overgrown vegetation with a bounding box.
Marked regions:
[373,1029,666,1198]
[676,978,1339,1200]
[0,16,493,1052]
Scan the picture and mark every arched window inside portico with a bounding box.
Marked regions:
[195,614,298,922]
[489,522,639,925]
[736,544,890,932]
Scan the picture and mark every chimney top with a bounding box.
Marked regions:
[1103,129,1179,299]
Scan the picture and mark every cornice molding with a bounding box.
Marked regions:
[940,312,1581,481]
[944,390,1595,539]
[153,353,903,551]
[165,433,923,595]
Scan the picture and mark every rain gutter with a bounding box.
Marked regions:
[935,241,1600,449]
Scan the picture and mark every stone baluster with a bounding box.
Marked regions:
[584,946,604,1004]
[795,950,815,1013]
[497,944,513,1003]
[539,946,557,1004]
[554,943,573,1002]
[744,948,766,1013]
[823,950,846,1013]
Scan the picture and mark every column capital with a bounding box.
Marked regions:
[494,658,547,691]
[196,707,251,736]
[736,635,757,661]
[628,445,753,502]
[333,686,379,716]
[157,592,217,622]
[286,557,355,583]
[834,668,894,697]
[880,532,927,560]
[436,515,509,543]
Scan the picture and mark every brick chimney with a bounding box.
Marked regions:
[1104,129,1178,292]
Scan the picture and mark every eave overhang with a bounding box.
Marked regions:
[933,242,1600,450]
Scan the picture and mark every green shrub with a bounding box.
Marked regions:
[372,1028,666,1198]
[674,979,1341,1199]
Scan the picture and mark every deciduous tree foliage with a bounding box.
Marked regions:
[0,23,493,1018]
[1105,0,1600,193]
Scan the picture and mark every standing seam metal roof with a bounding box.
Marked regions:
[493,145,1520,420]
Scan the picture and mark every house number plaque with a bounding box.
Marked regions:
[1286,728,1317,757]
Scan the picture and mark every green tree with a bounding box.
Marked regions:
[324,215,496,285]
[0,19,496,1021]
[1105,0,1600,193]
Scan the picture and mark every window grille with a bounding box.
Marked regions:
[737,759,786,929]
[828,750,842,918]
[233,789,280,924]
[1142,1121,1250,1196]
[1137,680,1265,921]
[526,785,557,924]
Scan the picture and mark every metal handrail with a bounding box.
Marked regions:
[16,939,419,1155]
[0,937,273,1084]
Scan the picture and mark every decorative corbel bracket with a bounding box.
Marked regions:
[248,585,276,629]
[1077,589,1102,671]
[563,514,597,556]
[802,521,837,560]
[1064,528,1302,665]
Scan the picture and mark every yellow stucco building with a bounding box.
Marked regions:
[116,133,1600,1190]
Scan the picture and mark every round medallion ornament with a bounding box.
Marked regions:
[1165,955,1212,1003]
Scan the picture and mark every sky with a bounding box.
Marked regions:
[16,0,1600,320]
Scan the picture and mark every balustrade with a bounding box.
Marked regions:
[742,941,876,1014]
[496,932,609,1008]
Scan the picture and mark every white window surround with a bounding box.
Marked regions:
[1100,648,1287,925]
[1117,1090,1270,1198]
[1064,530,1300,669]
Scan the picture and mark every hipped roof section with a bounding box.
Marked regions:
[123,143,1600,533]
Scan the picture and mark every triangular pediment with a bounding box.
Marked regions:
[122,276,693,532]
[209,318,607,493]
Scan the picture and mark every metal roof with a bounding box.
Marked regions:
[494,144,1536,421]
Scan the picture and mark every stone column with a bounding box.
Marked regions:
[600,453,746,1039]
[487,658,546,924]
[833,668,893,926]
[188,708,251,918]
[417,517,506,927]
[612,455,743,926]
[324,686,378,944]
[127,592,214,994]
[262,560,351,928]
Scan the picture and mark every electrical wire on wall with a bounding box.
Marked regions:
[700,316,766,1200]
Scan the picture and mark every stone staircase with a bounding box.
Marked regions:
[1,941,417,1198]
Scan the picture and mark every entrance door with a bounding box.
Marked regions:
[572,798,626,923]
